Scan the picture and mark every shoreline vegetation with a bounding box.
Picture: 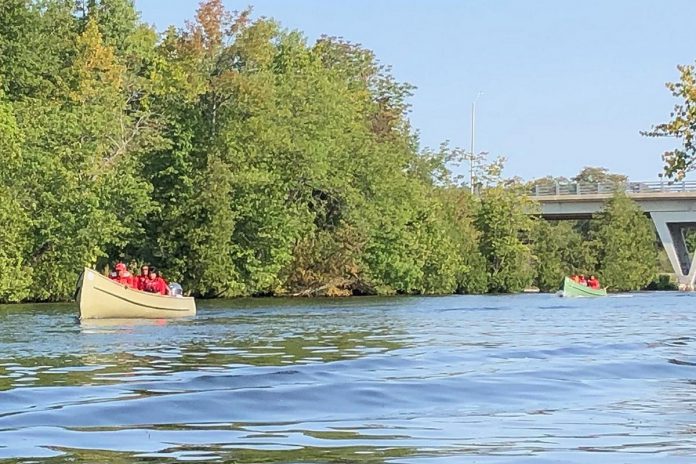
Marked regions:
[0,1,685,304]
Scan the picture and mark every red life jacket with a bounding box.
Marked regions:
[115,271,136,288]
[144,277,169,295]
[136,274,148,291]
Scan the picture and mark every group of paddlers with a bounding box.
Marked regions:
[570,274,601,289]
[109,262,170,295]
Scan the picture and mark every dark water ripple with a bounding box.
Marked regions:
[0,293,694,462]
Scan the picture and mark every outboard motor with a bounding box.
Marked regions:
[169,282,183,297]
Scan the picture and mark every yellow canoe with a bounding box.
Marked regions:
[76,268,196,319]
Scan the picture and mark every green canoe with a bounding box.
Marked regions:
[560,277,607,297]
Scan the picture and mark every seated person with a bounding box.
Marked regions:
[112,262,136,288]
[142,267,171,295]
[587,275,601,289]
[136,264,150,291]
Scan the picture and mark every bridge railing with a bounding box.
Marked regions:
[531,180,696,197]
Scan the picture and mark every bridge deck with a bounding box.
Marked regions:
[531,182,696,218]
[530,180,696,198]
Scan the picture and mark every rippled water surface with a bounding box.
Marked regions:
[0,293,694,463]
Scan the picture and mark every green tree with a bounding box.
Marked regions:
[138,1,274,295]
[643,63,696,179]
[477,187,535,293]
[532,220,593,292]
[0,0,77,100]
[589,193,657,291]
[436,188,488,294]
[528,175,570,194]
[0,94,32,301]
[531,220,565,292]
[15,15,157,300]
[572,166,627,185]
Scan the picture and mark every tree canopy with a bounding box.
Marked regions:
[0,0,664,302]
[589,193,657,291]
[644,63,696,179]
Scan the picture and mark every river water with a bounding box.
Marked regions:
[0,293,694,463]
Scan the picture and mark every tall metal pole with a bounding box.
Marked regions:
[470,92,482,194]
[470,100,476,193]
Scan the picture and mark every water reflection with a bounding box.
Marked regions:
[1,442,416,463]
[0,302,407,392]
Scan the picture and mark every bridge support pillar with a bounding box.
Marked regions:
[650,212,696,291]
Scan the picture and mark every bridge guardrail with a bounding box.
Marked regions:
[531,181,696,197]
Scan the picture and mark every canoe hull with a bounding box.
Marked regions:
[561,277,607,297]
[76,268,196,319]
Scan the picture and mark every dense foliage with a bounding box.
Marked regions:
[589,193,658,291]
[0,0,662,302]
[476,186,535,293]
[531,221,591,292]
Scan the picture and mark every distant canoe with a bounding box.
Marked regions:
[561,276,607,297]
[76,268,196,319]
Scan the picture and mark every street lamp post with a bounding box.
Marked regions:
[470,92,483,194]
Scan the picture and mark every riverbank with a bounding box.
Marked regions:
[0,273,680,307]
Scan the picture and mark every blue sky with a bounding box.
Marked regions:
[134,0,696,181]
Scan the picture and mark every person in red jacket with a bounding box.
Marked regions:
[143,267,170,295]
[587,275,601,289]
[136,264,150,291]
[112,262,136,288]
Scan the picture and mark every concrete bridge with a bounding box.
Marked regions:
[531,180,696,289]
